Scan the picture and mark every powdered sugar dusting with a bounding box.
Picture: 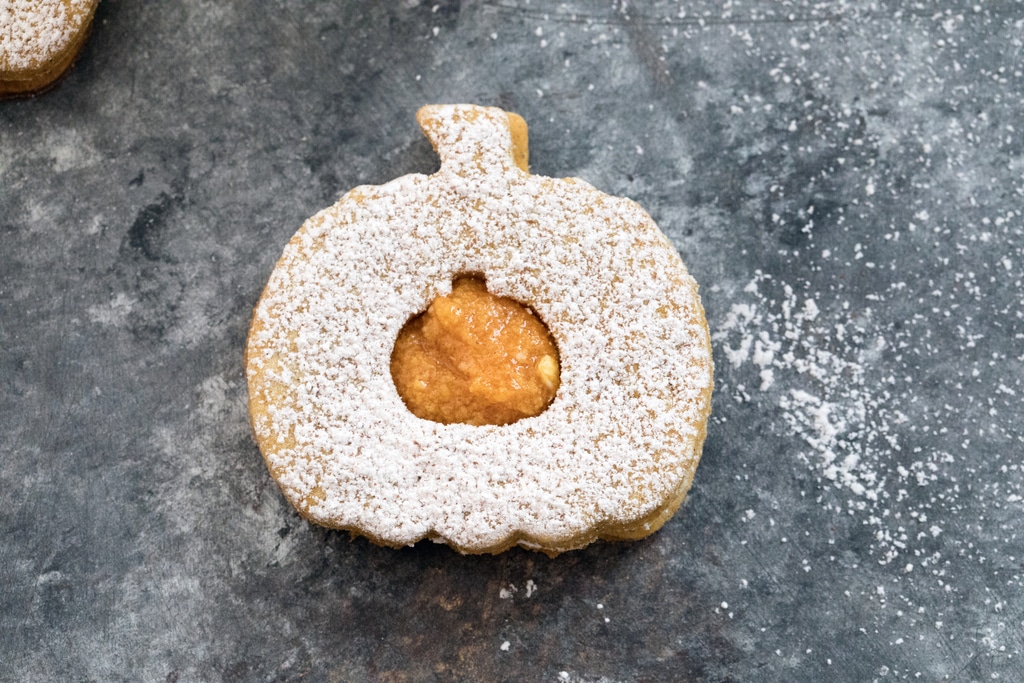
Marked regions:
[246,105,713,553]
[714,259,1024,569]
[0,0,93,72]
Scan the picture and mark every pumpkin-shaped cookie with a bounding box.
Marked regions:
[246,104,713,555]
[0,0,99,97]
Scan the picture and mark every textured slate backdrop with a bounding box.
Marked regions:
[2,1,1023,681]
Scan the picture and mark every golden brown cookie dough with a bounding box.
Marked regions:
[246,104,714,555]
[0,0,99,97]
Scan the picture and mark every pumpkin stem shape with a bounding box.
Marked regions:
[416,104,530,176]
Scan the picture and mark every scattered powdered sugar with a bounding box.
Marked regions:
[714,263,1024,568]
[717,278,892,500]
[0,0,94,72]
[246,105,713,553]
[498,579,536,600]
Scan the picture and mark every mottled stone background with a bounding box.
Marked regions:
[2,1,1023,681]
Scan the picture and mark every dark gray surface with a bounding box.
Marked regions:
[2,1,1023,681]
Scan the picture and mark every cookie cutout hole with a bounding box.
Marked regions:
[390,274,560,426]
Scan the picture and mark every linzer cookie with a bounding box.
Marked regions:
[245,104,713,555]
[0,0,99,97]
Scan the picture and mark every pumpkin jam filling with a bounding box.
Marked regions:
[390,275,560,426]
